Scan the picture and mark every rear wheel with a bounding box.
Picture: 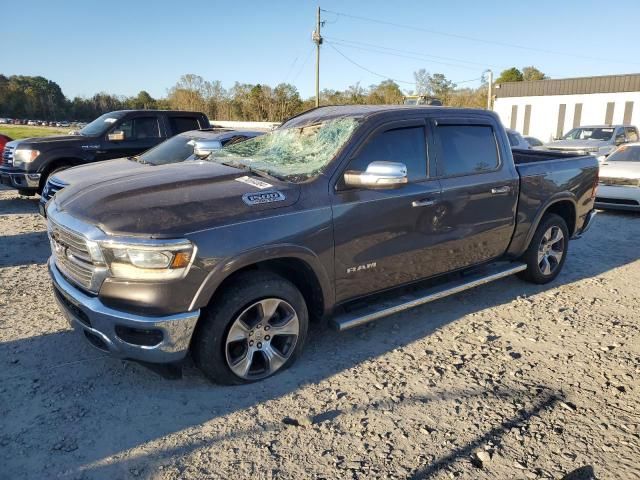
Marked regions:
[518,213,569,284]
[192,271,308,384]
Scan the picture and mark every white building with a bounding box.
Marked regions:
[493,73,640,142]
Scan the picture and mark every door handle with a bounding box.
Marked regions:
[491,186,512,194]
[412,198,437,207]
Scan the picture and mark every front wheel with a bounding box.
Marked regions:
[192,271,308,384]
[518,213,569,284]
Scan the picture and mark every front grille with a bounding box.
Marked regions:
[42,178,67,202]
[599,177,638,187]
[48,218,98,291]
[2,145,14,166]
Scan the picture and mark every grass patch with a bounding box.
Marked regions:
[0,124,71,140]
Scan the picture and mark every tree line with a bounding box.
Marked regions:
[0,66,546,122]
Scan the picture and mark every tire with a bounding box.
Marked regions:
[518,213,569,284]
[192,271,309,385]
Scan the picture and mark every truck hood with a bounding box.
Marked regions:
[53,162,301,237]
[52,158,147,185]
[16,134,87,146]
[599,161,640,180]
[546,139,611,150]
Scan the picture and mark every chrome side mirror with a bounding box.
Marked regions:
[193,140,223,158]
[108,131,125,142]
[344,161,408,189]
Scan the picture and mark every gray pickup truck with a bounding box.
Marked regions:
[45,105,598,384]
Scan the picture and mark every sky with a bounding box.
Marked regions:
[4,0,639,100]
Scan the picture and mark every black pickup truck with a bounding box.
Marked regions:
[45,105,598,384]
[0,109,209,195]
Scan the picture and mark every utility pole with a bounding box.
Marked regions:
[486,69,493,110]
[312,7,323,107]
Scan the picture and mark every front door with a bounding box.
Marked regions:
[332,120,443,303]
[97,116,164,161]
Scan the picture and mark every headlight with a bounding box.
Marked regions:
[100,241,195,281]
[13,148,40,169]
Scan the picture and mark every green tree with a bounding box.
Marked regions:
[368,80,403,104]
[522,66,548,81]
[496,68,524,83]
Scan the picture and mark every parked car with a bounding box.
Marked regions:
[45,105,598,384]
[546,125,639,161]
[0,109,209,196]
[39,128,264,214]
[524,136,544,148]
[506,128,531,149]
[0,134,12,159]
[595,143,640,211]
[0,118,12,124]
[27,120,37,126]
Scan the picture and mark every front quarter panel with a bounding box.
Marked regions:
[186,184,335,313]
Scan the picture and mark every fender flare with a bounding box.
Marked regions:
[521,193,578,254]
[189,244,334,314]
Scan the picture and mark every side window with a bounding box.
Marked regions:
[434,125,499,177]
[169,116,201,134]
[347,126,427,180]
[615,128,626,143]
[115,117,160,140]
[625,127,638,142]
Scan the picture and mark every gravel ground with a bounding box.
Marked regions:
[1,186,639,480]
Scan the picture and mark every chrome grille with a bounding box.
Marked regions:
[42,178,68,202]
[48,218,97,292]
[2,145,14,166]
[600,177,638,187]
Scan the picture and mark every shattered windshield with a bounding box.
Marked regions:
[211,117,361,182]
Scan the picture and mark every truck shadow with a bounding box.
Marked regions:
[0,192,40,215]
[0,211,637,478]
[0,231,50,267]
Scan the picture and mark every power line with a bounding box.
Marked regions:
[326,36,505,70]
[290,45,315,83]
[327,42,415,85]
[327,41,482,87]
[321,9,640,66]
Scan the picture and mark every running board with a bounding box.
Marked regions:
[332,262,527,331]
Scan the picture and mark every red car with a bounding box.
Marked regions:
[0,134,12,160]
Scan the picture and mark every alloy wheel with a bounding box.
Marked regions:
[537,226,565,275]
[225,298,300,380]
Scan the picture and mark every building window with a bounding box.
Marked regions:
[523,105,531,135]
[510,105,518,130]
[573,103,583,128]
[624,102,634,125]
[556,104,566,139]
[605,102,615,125]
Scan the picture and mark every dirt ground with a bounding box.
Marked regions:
[1,186,638,480]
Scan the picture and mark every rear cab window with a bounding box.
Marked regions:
[432,124,500,177]
[169,116,204,135]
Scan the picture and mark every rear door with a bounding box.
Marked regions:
[428,116,518,273]
[331,119,443,303]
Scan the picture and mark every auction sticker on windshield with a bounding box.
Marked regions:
[235,176,272,189]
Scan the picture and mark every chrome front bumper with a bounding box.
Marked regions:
[49,258,200,363]
[0,170,41,189]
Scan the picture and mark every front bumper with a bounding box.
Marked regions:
[49,258,200,363]
[595,185,640,211]
[0,169,41,190]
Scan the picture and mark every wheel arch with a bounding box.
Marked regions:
[38,157,83,191]
[524,195,578,251]
[190,245,334,323]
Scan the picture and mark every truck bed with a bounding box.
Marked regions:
[512,148,585,165]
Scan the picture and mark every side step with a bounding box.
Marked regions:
[331,262,527,331]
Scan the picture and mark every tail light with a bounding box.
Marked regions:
[590,168,599,199]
